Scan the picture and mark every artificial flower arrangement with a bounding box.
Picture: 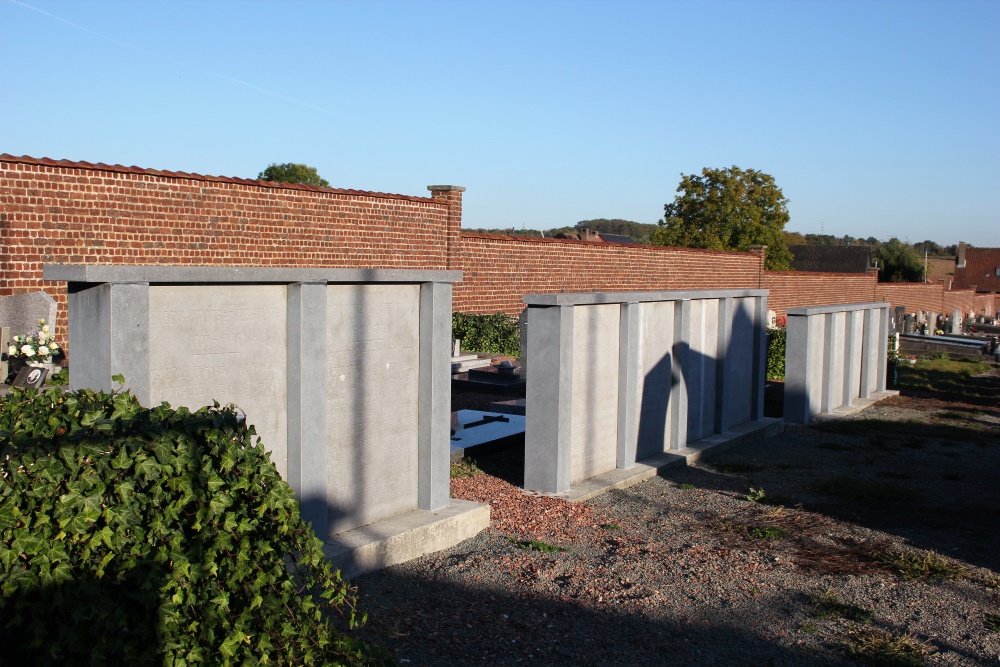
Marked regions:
[7,319,61,364]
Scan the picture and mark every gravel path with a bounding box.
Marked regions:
[355,367,1000,665]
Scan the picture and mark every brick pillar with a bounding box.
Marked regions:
[748,245,767,288]
[428,185,465,271]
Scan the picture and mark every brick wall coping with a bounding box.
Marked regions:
[43,265,462,285]
[1,154,438,204]
[786,302,890,317]
[764,269,876,278]
[462,231,759,256]
[525,288,769,307]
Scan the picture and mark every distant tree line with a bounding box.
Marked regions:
[463,219,659,244]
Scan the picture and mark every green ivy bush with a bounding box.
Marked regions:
[0,383,390,666]
[451,312,520,356]
[766,326,786,381]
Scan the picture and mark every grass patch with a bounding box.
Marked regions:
[743,487,767,503]
[871,548,964,582]
[511,538,567,553]
[677,483,696,490]
[845,627,934,666]
[713,462,764,474]
[812,476,915,503]
[450,458,483,479]
[986,614,1000,632]
[601,523,620,531]
[748,526,790,541]
[810,589,872,623]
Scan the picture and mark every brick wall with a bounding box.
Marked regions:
[453,233,761,315]
[974,293,997,317]
[1,155,454,342]
[762,270,878,319]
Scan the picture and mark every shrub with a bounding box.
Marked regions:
[452,312,520,356]
[0,384,388,665]
[766,326,786,380]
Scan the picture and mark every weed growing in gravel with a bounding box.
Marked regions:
[510,538,568,553]
[812,476,915,503]
[677,483,696,490]
[981,573,1000,589]
[986,614,1000,632]
[450,458,483,479]
[744,487,767,503]
[845,627,934,666]
[713,463,764,474]
[871,548,965,582]
[810,589,872,623]
[748,526,790,541]
[600,523,620,531]
[936,411,965,421]
[799,623,818,634]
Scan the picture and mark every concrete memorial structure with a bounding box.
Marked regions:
[44,265,489,578]
[784,302,898,424]
[522,289,782,497]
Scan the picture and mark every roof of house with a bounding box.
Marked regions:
[788,245,873,273]
[953,247,1000,292]
[0,154,433,203]
[597,233,638,245]
[925,257,956,288]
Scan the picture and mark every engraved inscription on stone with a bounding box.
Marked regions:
[325,284,420,533]
[148,285,288,476]
[571,304,620,484]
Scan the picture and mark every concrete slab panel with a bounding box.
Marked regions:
[148,285,288,475]
[570,305,620,483]
[723,297,755,427]
[326,284,420,534]
[636,301,675,459]
[687,299,719,440]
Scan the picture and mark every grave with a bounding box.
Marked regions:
[0,292,58,341]
[44,264,489,579]
[522,289,782,497]
[951,309,962,335]
[904,314,915,334]
[449,409,526,462]
[894,306,906,333]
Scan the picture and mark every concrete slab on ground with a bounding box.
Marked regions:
[323,499,490,580]
[811,390,900,421]
[547,417,785,503]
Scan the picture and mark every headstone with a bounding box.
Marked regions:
[916,310,925,324]
[927,312,937,335]
[451,338,461,357]
[12,365,47,389]
[894,306,906,333]
[767,309,777,328]
[0,326,8,383]
[904,315,915,334]
[951,309,962,335]
[0,292,58,340]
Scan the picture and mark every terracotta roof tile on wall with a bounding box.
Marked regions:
[954,247,1000,293]
[788,245,873,273]
[0,154,434,203]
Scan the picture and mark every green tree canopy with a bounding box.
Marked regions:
[651,166,793,270]
[873,237,925,282]
[257,162,330,187]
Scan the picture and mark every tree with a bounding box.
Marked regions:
[257,162,330,187]
[651,166,793,270]
[873,237,924,282]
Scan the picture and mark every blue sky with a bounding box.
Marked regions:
[2,0,997,246]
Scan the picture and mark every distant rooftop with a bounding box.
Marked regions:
[953,246,1000,293]
[788,245,872,273]
[597,233,638,245]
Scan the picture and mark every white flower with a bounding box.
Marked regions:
[38,331,48,342]
[41,325,49,334]
[20,345,35,357]
[6,346,14,356]
[38,346,50,357]
[12,335,20,343]
[48,341,59,350]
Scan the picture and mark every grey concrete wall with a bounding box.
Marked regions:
[784,302,890,424]
[524,289,769,494]
[46,265,459,540]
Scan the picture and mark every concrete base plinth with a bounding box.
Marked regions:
[551,417,785,503]
[323,499,490,580]
[811,390,900,421]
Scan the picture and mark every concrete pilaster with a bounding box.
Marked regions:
[669,299,691,450]
[287,282,329,533]
[418,281,453,510]
[714,296,734,434]
[842,310,860,407]
[67,282,150,402]
[616,302,641,469]
[750,295,766,420]
[524,305,574,493]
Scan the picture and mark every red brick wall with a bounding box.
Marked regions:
[974,293,997,317]
[453,233,761,315]
[1,156,453,341]
[762,270,878,319]
[874,283,945,314]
